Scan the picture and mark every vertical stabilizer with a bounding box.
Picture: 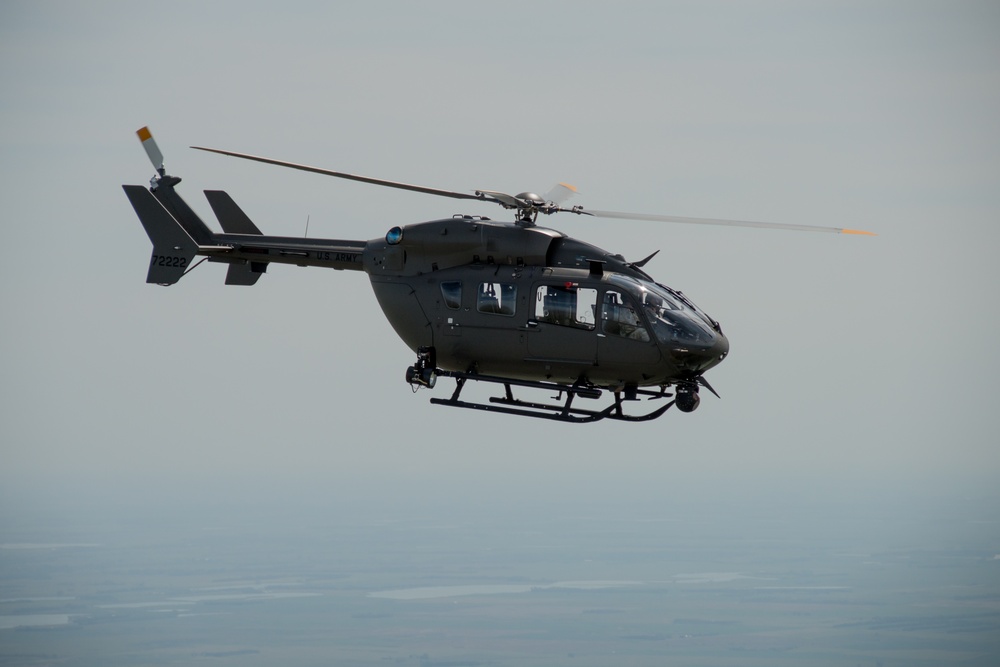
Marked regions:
[204,190,263,235]
[123,185,198,285]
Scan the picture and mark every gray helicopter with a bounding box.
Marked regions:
[123,127,873,423]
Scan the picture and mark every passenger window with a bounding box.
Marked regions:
[534,285,597,330]
[601,290,650,342]
[477,282,517,316]
[440,281,462,309]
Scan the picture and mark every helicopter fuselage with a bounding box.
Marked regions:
[363,216,729,389]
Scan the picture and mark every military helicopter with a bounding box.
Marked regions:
[123,127,873,423]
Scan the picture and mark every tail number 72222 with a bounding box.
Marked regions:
[151,255,188,268]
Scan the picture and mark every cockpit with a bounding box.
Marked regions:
[607,275,719,349]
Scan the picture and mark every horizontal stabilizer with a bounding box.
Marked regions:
[123,185,198,285]
[204,190,263,235]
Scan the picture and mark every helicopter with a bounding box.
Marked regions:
[123,127,873,423]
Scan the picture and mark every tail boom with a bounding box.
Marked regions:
[125,184,366,284]
[126,126,365,284]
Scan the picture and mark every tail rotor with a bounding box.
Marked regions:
[136,126,165,177]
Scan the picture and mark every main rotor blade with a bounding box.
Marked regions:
[473,189,526,209]
[543,182,578,206]
[580,208,875,235]
[191,146,494,203]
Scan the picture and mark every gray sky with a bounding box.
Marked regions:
[1,1,998,517]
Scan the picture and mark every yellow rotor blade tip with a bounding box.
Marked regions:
[842,228,877,236]
[136,126,152,142]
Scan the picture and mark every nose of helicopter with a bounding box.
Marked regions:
[711,330,730,367]
[671,329,730,374]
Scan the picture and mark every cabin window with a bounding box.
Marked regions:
[601,290,650,342]
[477,282,517,316]
[534,285,597,330]
[440,281,462,309]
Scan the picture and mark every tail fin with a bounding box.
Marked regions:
[204,190,263,235]
[123,185,197,285]
[203,190,268,284]
[150,177,217,245]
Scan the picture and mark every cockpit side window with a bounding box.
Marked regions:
[601,290,650,342]
[534,284,597,330]
[477,282,517,316]
[440,281,462,309]
[639,283,716,347]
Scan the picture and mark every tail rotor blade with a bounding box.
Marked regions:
[136,126,165,175]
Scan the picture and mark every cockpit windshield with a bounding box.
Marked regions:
[608,276,717,348]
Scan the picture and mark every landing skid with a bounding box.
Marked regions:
[428,370,675,423]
